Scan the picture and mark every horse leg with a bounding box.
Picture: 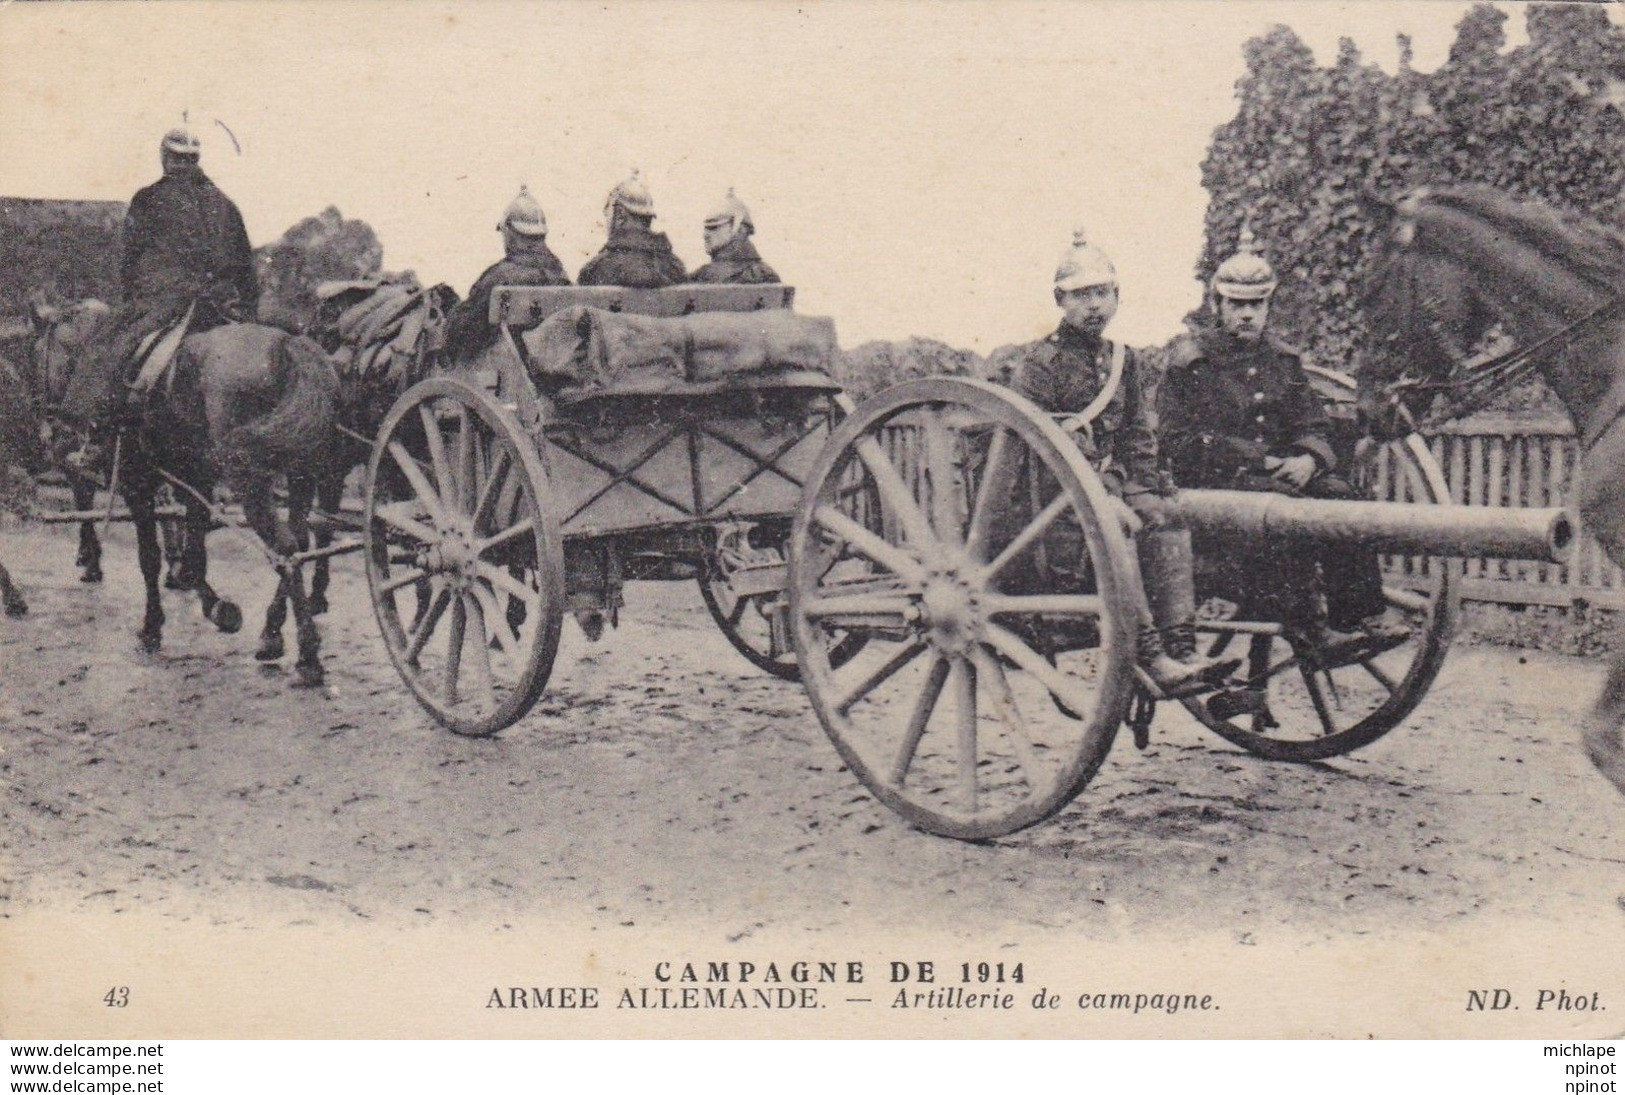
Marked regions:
[241,478,322,688]
[0,560,27,617]
[179,490,242,634]
[161,490,186,590]
[72,478,102,583]
[258,474,316,662]
[1576,439,1625,797]
[129,488,165,653]
[309,474,343,617]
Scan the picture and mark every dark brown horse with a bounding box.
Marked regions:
[57,316,340,685]
[1361,185,1625,797]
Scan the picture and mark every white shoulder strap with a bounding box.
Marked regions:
[1059,340,1126,434]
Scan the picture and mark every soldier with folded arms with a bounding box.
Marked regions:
[689,189,779,285]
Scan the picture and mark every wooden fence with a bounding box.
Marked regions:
[1373,415,1618,608]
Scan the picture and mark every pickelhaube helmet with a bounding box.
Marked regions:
[605,169,656,220]
[1210,227,1278,301]
[1053,226,1117,292]
[704,188,753,234]
[161,124,200,157]
[499,185,548,236]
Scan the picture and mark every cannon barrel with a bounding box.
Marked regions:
[1165,489,1575,564]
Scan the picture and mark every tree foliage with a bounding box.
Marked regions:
[1198,3,1625,373]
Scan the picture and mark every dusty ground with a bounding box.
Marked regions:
[4,516,1625,948]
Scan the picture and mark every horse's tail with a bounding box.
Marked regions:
[215,335,340,482]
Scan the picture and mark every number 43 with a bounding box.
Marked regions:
[103,987,129,1008]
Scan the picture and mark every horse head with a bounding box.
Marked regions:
[1361,186,1625,439]
[1360,188,1515,439]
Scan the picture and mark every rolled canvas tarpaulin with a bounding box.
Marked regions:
[522,305,838,397]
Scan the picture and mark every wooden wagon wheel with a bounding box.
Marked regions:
[788,378,1139,840]
[364,377,565,737]
[1179,368,1460,762]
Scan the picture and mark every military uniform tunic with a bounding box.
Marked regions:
[443,238,571,358]
[578,223,688,289]
[120,163,258,315]
[1158,328,1334,489]
[1010,324,1165,501]
[688,237,780,285]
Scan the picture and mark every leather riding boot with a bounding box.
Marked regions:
[1139,527,1238,682]
[1137,622,1206,695]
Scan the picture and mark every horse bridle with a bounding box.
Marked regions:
[1382,287,1625,434]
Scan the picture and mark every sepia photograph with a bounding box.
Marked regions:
[2,0,1624,1044]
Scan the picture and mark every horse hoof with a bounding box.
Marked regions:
[293,663,325,689]
[4,598,27,618]
[310,594,330,617]
[81,568,102,584]
[210,600,244,634]
[137,631,161,654]
[254,632,286,662]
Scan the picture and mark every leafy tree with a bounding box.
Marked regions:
[1196,3,1625,375]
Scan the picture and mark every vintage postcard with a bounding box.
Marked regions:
[3,0,1624,1042]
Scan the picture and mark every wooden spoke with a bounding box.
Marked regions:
[953,658,978,814]
[461,592,499,709]
[373,502,440,546]
[1299,665,1338,737]
[475,562,542,615]
[982,593,1103,619]
[979,494,1069,582]
[420,405,457,513]
[889,656,951,788]
[476,517,536,558]
[1359,657,1400,693]
[470,582,520,656]
[983,623,1095,718]
[922,407,963,549]
[471,447,512,532]
[972,646,1039,789]
[812,505,925,583]
[404,586,452,664]
[835,641,926,716]
[379,567,429,596]
[963,427,1013,563]
[853,435,937,551]
[800,590,914,621]
[444,594,468,704]
[456,405,478,516]
[388,440,451,526]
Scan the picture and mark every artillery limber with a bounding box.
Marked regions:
[361,283,857,736]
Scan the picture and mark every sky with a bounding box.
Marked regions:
[0,1,1613,352]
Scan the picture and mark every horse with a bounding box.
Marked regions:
[56,311,340,685]
[1360,184,1625,799]
[253,279,458,663]
[24,299,187,586]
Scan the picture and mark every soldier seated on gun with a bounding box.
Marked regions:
[578,170,688,288]
[1007,228,1237,696]
[1159,231,1412,671]
[442,186,571,360]
[689,189,780,284]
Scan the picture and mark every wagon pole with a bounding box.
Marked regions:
[154,468,285,571]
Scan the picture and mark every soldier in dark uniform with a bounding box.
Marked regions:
[689,189,780,284]
[577,170,688,288]
[66,124,258,430]
[1160,232,1411,666]
[443,186,571,359]
[1008,229,1234,694]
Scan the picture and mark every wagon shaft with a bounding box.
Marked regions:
[1167,489,1574,564]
